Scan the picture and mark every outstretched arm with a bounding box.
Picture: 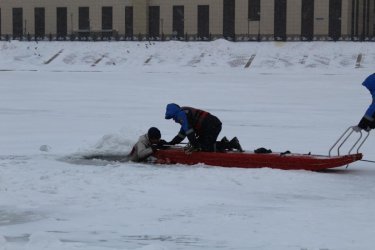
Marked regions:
[357,103,375,131]
[169,131,186,145]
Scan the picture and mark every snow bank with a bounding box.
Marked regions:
[0,40,374,72]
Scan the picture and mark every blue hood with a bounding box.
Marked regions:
[165,103,181,119]
[362,73,375,96]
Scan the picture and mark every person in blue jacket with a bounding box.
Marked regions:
[164,103,243,152]
[354,73,375,132]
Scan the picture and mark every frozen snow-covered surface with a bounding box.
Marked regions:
[0,39,375,71]
[1,40,375,250]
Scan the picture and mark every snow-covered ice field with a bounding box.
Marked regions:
[0,40,375,250]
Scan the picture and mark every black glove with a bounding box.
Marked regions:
[358,116,373,131]
[158,139,167,146]
[156,139,170,150]
[150,144,158,152]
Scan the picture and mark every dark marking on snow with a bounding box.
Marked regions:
[3,234,30,243]
[313,55,330,66]
[0,210,44,226]
[121,235,205,247]
[47,230,70,234]
[244,54,256,68]
[144,56,153,64]
[355,53,363,68]
[0,155,31,161]
[51,70,102,73]
[44,49,64,64]
[0,69,38,72]
[299,55,308,65]
[228,56,247,67]
[91,55,106,67]
[187,53,205,67]
[278,57,293,67]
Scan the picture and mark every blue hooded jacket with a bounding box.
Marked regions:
[362,73,375,118]
[165,103,190,133]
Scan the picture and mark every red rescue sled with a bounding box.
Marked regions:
[153,148,362,171]
[154,126,370,171]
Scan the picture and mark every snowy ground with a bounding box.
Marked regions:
[0,40,375,250]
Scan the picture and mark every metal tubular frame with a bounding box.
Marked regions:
[329,126,370,156]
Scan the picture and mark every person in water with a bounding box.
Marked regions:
[129,127,167,162]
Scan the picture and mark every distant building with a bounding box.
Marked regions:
[0,0,373,41]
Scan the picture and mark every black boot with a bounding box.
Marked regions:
[215,137,230,152]
[229,137,244,152]
[220,136,229,143]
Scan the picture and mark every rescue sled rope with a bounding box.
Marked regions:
[360,159,375,163]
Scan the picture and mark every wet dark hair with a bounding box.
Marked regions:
[148,127,161,140]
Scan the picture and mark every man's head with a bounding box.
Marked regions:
[165,103,181,120]
[148,127,161,144]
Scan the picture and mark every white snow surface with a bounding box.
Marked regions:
[1,40,375,250]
